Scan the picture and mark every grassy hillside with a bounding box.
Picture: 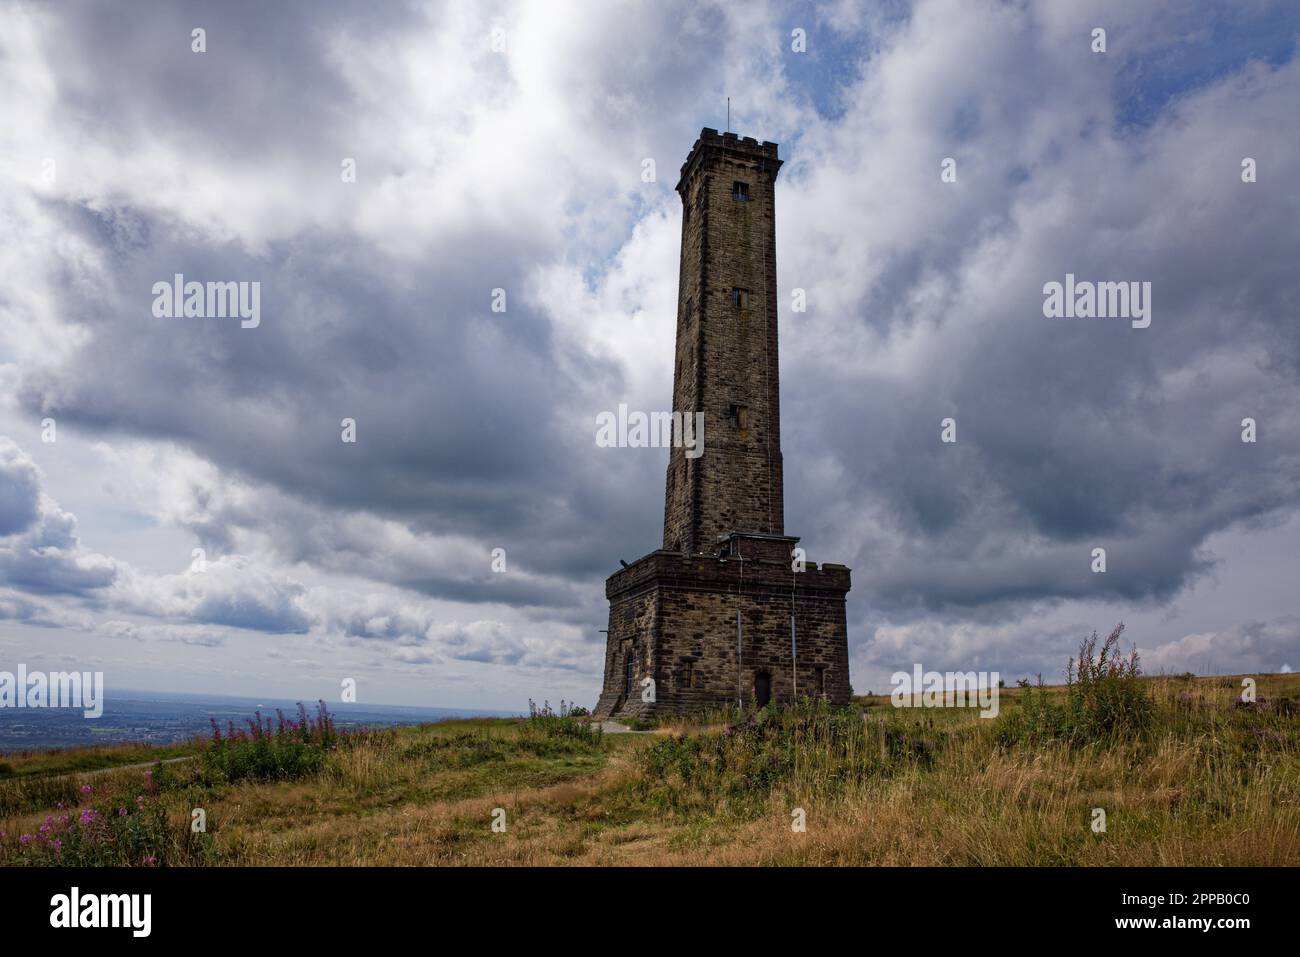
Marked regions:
[0,670,1296,866]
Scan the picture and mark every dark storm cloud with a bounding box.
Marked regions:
[7,0,725,616]
[4,0,1299,694]
[778,8,1300,629]
[46,0,416,148]
[19,211,646,607]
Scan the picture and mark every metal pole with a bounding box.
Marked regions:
[736,608,742,707]
[791,614,797,700]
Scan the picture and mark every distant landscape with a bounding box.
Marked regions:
[0,690,513,753]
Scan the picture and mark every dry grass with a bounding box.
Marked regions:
[2,673,1297,866]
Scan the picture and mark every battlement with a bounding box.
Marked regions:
[606,547,852,603]
[676,127,782,193]
[698,127,780,155]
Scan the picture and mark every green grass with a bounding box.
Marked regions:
[0,742,199,780]
[2,667,1297,867]
[393,719,608,802]
[0,713,611,866]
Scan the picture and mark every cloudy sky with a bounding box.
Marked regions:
[0,0,1297,710]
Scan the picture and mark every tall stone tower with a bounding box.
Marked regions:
[594,129,851,720]
[662,132,784,553]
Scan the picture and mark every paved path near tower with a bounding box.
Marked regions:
[595,721,647,734]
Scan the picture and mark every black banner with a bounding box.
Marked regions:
[0,866,1278,942]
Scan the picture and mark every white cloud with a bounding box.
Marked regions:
[1139,618,1300,676]
[0,0,1297,708]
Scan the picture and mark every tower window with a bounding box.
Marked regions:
[727,404,748,428]
[815,665,827,696]
[680,658,696,689]
[730,287,750,309]
[732,181,750,201]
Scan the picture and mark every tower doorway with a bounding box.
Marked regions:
[754,671,772,707]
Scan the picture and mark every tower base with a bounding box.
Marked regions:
[593,534,851,720]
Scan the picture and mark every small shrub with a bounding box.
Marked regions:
[404,732,513,767]
[0,778,215,867]
[520,713,604,753]
[997,623,1153,747]
[1064,623,1153,741]
[197,700,355,785]
[997,677,1067,745]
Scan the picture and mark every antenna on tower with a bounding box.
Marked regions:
[726,97,730,132]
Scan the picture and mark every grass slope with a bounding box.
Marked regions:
[0,672,1296,866]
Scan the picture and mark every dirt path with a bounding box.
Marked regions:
[595,721,649,734]
[56,755,195,780]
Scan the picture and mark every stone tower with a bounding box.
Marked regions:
[662,132,784,553]
[594,129,851,720]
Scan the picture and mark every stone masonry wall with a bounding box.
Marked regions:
[663,131,785,554]
[594,544,851,719]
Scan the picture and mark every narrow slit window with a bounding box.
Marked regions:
[732,181,750,201]
[730,287,749,309]
[727,404,748,428]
